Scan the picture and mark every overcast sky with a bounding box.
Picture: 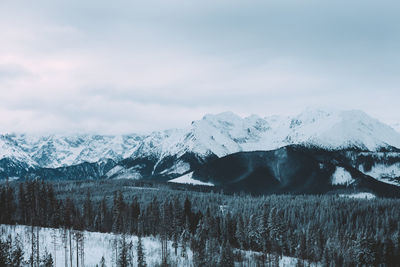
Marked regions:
[0,0,399,134]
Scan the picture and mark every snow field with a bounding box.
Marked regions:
[331,167,354,186]
[168,172,214,186]
[0,224,321,266]
[0,224,193,267]
[339,193,376,199]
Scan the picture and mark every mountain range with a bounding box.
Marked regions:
[1,108,400,197]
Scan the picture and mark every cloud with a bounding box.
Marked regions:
[0,0,399,134]
[0,64,30,82]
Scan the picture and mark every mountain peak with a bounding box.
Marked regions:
[202,111,242,123]
[1,108,400,171]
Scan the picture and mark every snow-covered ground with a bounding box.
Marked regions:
[168,172,214,186]
[0,224,193,267]
[339,192,376,199]
[0,224,318,267]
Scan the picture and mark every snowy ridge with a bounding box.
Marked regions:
[359,163,400,186]
[189,108,400,155]
[1,108,400,172]
[0,134,142,168]
[106,165,144,180]
[0,135,37,167]
[146,108,400,163]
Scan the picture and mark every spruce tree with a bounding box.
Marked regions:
[219,241,234,267]
[41,250,54,267]
[137,236,146,267]
[11,235,24,267]
[99,256,106,267]
[118,235,129,267]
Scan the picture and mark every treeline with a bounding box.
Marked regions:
[1,180,400,266]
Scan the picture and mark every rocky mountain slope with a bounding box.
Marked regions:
[187,146,400,197]
[106,108,400,181]
[1,108,400,196]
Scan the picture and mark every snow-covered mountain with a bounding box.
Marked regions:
[133,108,400,162]
[1,108,400,182]
[0,134,143,168]
[198,108,400,153]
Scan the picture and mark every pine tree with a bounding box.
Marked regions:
[172,232,179,256]
[118,235,129,267]
[296,233,307,261]
[235,215,245,249]
[18,183,27,224]
[137,236,146,267]
[83,190,93,230]
[129,197,140,234]
[192,219,207,267]
[41,250,54,267]
[0,239,6,266]
[0,235,11,266]
[0,184,16,224]
[11,234,24,267]
[99,256,106,267]
[219,241,234,267]
[112,191,126,233]
[354,234,377,265]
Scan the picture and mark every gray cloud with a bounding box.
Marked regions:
[0,0,399,134]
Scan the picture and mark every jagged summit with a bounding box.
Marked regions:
[191,108,400,153]
[0,133,142,168]
[281,108,400,151]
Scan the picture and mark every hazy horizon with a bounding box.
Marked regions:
[0,107,398,136]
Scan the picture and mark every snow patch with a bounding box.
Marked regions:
[339,192,376,199]
[331,167,354,186]
[168,172,214,186]
[160,160,190,175]
[105,165,124,178]
[359,164,400,186]
[113,168,142,180]
[124,186,159,191]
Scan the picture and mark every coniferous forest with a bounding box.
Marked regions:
[1,180,400,266]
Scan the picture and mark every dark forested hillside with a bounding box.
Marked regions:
[192,146,400,197]
[1,180,400,266]
[2,144,400,200]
